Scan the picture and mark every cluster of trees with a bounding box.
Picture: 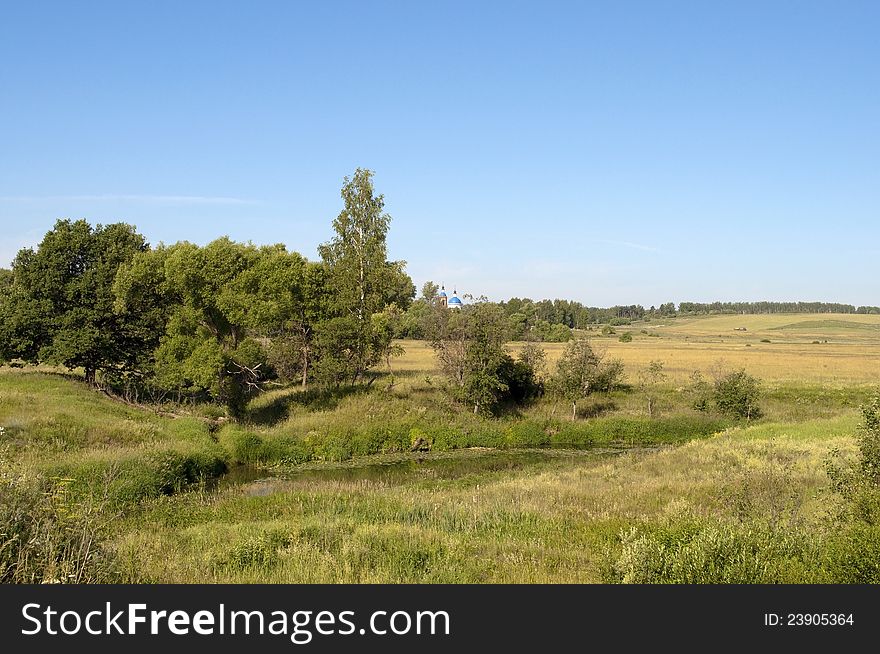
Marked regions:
[425,299,625,417]
[0,169,415,415]
[392,294,653,341]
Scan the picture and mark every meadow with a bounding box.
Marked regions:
[2,313,879,583]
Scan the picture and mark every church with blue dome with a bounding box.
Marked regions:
[437,286,463,309]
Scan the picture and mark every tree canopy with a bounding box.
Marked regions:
[0,171,415,415]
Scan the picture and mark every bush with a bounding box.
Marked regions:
[857,396,880,485]
[713,369,762,419]
[618,332,633,343]
[497,355,543,405]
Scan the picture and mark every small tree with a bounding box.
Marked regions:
[518,342,546,381]
[429,302,512,414]
[551,336,624,420]
[318,169,414,385]
[638,360,666,418]
[713,369,762,420]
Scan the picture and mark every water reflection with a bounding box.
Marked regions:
[218,447,634,496]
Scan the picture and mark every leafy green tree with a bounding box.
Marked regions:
[111,243,180,396]
[119,238,271,415]
[518,342,546,380]
[420,280,439,304]
[429,302,512,413]
[551,336,624,420]
[318,169,414,384]
[546,323,572,342]
[312,316,362,388]
[218,248,327,387]
[713,369,762,420]
[1,219,148,384]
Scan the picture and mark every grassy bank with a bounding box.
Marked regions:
[112,415,871,583]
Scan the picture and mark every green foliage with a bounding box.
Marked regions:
[713,369,763,420]
[318,169,414,385]
[826,395,880,524]
[857,395,880,485]
[125,239,277,415]
[518,342,546,380]
[312,316,362,387]
[821,522,880,583]
[2,220,149,383]
[618,331,633,343]
[429,302,515,413]
[550,337,624,419]
[688,370,712,412]
[552,415,725,446]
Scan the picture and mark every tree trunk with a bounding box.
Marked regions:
[85,366,96,387]
[572,401,577,421]
[301,347,309,388]
[474,403,479,414]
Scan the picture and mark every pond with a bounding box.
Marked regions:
[216,445,643,496]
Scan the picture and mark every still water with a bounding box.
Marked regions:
[217,446,636,496]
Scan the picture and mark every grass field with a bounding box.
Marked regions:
[2,313,879,583]
[395,313,880,385]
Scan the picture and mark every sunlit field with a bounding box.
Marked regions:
[397,313,880,385]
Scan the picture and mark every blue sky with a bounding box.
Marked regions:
[1,1,878,306]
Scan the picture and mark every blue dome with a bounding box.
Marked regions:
[448,296,463,306]
[438,290,447,297]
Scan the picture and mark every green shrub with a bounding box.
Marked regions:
[822,522,880,583]
[713,369,762,420]
[618,332,633,343]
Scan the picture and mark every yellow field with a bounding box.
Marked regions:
[394,313,880,385]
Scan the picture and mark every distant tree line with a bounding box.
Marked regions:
[390,295,879,342]
[675,301,880,315]
[0,169,415,415]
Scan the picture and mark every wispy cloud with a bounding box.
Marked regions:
[596,239,661,253]
[0,194,256,205]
